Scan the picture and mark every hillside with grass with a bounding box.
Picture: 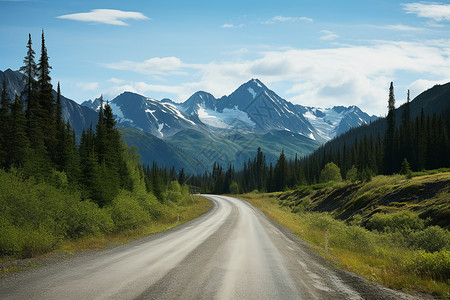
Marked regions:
[239,171,450,297]
[278,171,450,228]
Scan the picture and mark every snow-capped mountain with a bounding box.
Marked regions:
[81,78,376,142]
[298,105,378,140]
[84,92,202,138]
[176,79,375,142]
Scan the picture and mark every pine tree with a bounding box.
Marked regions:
[0,80,11,166]
[400,158,412,179]
[178,168,186,185]
[274,150,290,191]
[19,33,37,123]
[55,82,63,130]
[7,95,29,167]
[54,82,66,170]
[36,29,56,158]
[384,82,396,174]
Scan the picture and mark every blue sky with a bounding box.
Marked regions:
[1,0,450,115]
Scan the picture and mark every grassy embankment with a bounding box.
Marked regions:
[0,169,211,274]
[240,171,450,297]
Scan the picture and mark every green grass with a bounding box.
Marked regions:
[239,173,450,297]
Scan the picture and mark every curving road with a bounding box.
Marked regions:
[0,195,420,299]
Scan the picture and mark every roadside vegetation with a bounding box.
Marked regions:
[0,32,211,266]
[240,171,450,297]
[0,166,210,261]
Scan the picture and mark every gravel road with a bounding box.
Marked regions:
[0,195,424,299]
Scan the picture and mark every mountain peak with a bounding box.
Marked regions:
[243,78,267,90]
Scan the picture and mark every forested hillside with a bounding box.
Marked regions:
[189,82,450,194]
[0,32,203,259]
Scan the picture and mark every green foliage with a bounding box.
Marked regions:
[65,200,114,238]
[404,250,450,280]
[109,191,151,231]
[230,181,239,194]
[366,211,424,233]
[166,181,182,202]
[409,226,450,253]
[346,165,358,183]
[320,162,342,183]
[400,158,412,179]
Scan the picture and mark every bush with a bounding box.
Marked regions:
[366,211,425,233]
[409,226,450,253]
[110,192,151,230]
[230,181,239,194]
[344,226,373,253]
[66,200,114,238]
[166,181,182,203]
[404,250,450,280]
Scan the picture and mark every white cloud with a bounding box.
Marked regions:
[404,2,450,22]
[104,57,184,75]
[221,23,244,29]
[107,78,125,84]
[102,40,450,115]
[263,16,313,24]
[319,30,339,40]
[76,81,99,91]
[57,9,149,26]
[221,24,235,28]
[376,24,422,31]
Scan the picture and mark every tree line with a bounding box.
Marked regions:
[189,82,450,194]
[0,32,197,258]
[0,31,189,207]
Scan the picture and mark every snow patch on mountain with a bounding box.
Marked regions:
[109,102,134,124]
[161,102,196,125]
[197,106,255,129]
[157,123,164,138]
[248,87,257,99]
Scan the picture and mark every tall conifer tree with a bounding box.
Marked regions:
[19,34,37,123]
[384,82,396,174]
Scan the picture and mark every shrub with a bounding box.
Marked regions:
[230,181,239,194]
[409,226,450,253]
[65,200,114,238]
[342,225,374,253]
[109,192,151,231]
[404,250,450,280]
[366,211,424,233]
[166,181,182,203]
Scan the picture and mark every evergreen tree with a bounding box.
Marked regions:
[19,33,37,123]
[54,82,66,170]
[274,150,290,191]
[400,158,412,179]
[384,82,396,174]
[36,29,56,159]
[178,168,186,185]
[55,82,63,130]
[0,81,11,166]
[7,95,29,167]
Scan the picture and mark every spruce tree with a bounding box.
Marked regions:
[0,80,11,166]
[7,95,29,167]
[19,33,37,123]
[36,29,56,162]
[274,150,290,191]
[383,82,396,174]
